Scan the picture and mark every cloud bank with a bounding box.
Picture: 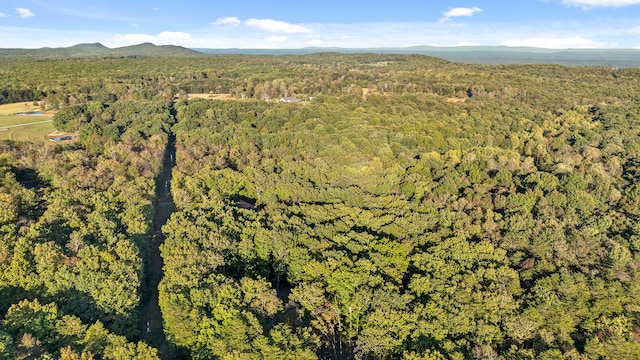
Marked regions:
[563,0,640,7]
[501,36,612,48]
[213,17,241,26]
[244,18,312,33]
[2,8,636,50]
[117,31,192,44]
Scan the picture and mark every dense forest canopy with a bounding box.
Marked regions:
[1,53,640,359]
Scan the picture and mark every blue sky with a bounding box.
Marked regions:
[3,0,640,49]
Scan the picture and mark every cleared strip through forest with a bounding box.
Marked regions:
[139,124,179,358]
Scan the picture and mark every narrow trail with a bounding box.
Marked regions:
[139,130,179,359]
[0,119,53,129]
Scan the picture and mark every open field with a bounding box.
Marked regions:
[186,93,234,100]
[0,115,56,144]
[0,115,53,127]
[0,101,45,115]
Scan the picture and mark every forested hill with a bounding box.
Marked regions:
[4,42,640,66]
[196,46,640,67]
[0,42,201,59]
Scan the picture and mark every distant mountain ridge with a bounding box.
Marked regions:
[3,42,640,67]
[67,42,109,51]
[0,42,201,58]
[196,45,640,67]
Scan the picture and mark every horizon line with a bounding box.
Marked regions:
[5,42,640,51]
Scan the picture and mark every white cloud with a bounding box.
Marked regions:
[245,18,312,33]
[456,42,482,46]
[442,7,482,21]
[15,8,35,19]
[2,14,637,50]
[213,17,241,26]
[501,36,612,48]
[117,31,191,44]
[564,0,640,8]
[0,12,7,18]
[267,35,287,42]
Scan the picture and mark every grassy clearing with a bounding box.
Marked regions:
[0,101,43,116]
[0,115,56,144]
[186,93,234,100]
[0,115,52,127]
